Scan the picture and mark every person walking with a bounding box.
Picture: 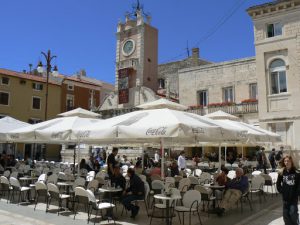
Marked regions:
[276,155,300,225]
[177,151,186,171]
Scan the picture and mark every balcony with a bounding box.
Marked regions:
[186,102,258,116]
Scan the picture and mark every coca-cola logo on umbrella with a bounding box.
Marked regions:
[51,132,63,139]
[191,127,205,134]
[146,127,167,136]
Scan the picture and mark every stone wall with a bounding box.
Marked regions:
[178,57,257,107]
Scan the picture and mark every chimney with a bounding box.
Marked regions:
[192,48,199,59]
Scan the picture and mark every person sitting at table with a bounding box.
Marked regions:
[107,148,118,179]
[170,161,179,177]
[216,166,229,186]
[122,168,145,219]
[216,167,248,216]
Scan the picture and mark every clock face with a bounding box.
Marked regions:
[122,39,135,56]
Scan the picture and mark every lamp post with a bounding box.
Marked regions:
[37,50,58,121]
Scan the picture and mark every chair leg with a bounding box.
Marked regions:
[144,201,149,217]
[182,212,185,225]
[197,211,202,225]
[34,193,38,210]
[177,211,182,224]
[94,210,98,225]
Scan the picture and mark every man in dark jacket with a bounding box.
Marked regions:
[277,155,300,225]
[216,168,248,216]
[122,168,145,218]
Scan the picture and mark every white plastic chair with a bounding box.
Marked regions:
[34,181,48,211]
[9,177,31,204]
[175,190,202,225]
[47,183,70,215]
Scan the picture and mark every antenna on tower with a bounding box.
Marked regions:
[186,41,190,57]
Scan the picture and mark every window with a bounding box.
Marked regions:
[89,97,96,109]
[158,78,165,89]
[1,77,9,85]
[0,92,9,105]
[267,22,282,38]
[223,86,234,102]
[68,84,74,91]
[28,118,43,124]
[249,83,258,99]
[66,95,74,110]
[198,90,208,106]
[269,59,287,94]
[32,97,41,110]
[32,83,43,90]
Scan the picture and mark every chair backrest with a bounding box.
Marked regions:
[0,176,9,185]
[185,168,192,177]
[0,164,4,172]
[165,177,175,184]
[183,190,201,209]
[261,174,272,181]
[75,186,88,197]
[188,176,200,185]
[227,170,236,180]
[74,177,86,188]
[80,168,88,176]
[43,167,50,174]
[252,170,262,176]
[58,172,67,181]
[251,175,265,189]
[194,169,202,177]
[47,183,59,194]
[10,171,18,178]
[144,181,150,199]
[9,177,20,188]
[199,172,211,184]
[174,175,183,183]
[232,163,239,169]
[38,174,47,182]
[178,178,191,192]
[86,171,95,182]
[95,176,105,185]
[268,172,278,183]
[139,174,147,182]
[47,174,58,184]
[151,180,165,191]
[35,181,47,190]
[151,174,162,181]
[3,170,10,178]
[95,171,106,179]
[86,189,97,204]
[87,179,99,192]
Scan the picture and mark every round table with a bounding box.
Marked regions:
[154,194,181,225]
[205,184,225,209]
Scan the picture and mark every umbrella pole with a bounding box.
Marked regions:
[161,138,165,178]
[242,145,244,158]
[218,143,222,173]
[225,145,227,163]
[77,142,81,178]
[73,146,76,176]
[141,147,144,171]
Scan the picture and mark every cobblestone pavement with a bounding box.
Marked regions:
[0,194,289,225]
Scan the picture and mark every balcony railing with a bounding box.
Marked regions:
[186,102,258,116]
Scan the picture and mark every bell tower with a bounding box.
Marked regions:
[115,1,158,106]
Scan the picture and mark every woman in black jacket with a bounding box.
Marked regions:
[276,155,300,225]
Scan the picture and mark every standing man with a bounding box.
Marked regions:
[107,147,118,179]
[122,168,145,219]
[177,151,186,171]
[269,148,276,172]
[154,151,160,163]
[276,155,300,225]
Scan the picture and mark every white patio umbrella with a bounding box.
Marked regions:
[205,110,240,121]
[137,98,188,111]
[72,108,248,176]
[7,116,101,144]
[57,107,100,118]
[0,116,30,142]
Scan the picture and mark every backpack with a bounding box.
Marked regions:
[275,152,281,161]
[268,152,275,162]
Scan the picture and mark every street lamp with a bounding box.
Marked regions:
[37,50,58,121]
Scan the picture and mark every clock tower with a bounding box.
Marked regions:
[115,3,158,107]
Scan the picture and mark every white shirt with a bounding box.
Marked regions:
[178,155,186,169]
[154,153,160,162]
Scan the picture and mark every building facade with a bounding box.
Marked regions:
[0,67,113,160]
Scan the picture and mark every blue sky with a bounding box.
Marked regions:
[0,0,271,85]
